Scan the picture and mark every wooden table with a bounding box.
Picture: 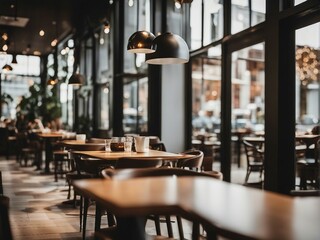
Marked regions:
[73,149,189,161]
[295,134,320,149]
[37,132,64,173]
[73,176,320,240]
[295,134,320,159]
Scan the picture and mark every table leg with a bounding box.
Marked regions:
[116,216,146,240]
[44,139,53,173]
[237,137,241,168]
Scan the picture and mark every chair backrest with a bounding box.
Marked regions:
[149,142,167,152]
[67,144,106,175]
[0,195,13,240]
[177,149,204,171]
[71,153,113,176]
[101,167,222,181]
[65,143,105,151]
[115,157,164,169]
[243,140,264,165]
[88,138,106,143]
[148,136,161,145]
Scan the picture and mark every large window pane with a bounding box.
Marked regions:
[192,46,222,145]
[231,42,265,183]
[203,0,223,46]
[232,0,250,34]
[232,0,265,34]
[124,0,150,72]
[123,77,148,134]
[99,83,110,129]
[251,0,265,26]
[190,0,202,50]
[0,54,40,119]
[295,23,320,188]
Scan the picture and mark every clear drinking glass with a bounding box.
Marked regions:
[105,138,112,152]
[124,140,132,152]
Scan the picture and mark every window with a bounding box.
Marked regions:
[232,0,265,34]
[190,0,223,50]
[124,0,150,72]
[231,42,265,182]
[192,46,222,136]
[0,54,40,119]
[123,76,148,134]
[295,23,320,134]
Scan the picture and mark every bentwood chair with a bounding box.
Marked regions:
[93,158,166,239]
[65,143,105,239]
[99,167,223,240]
[0,195,13,240]
[242,140,264,184]
[297,139,320,189]
[177,149,204,172]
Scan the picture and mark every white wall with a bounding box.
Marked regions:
[161,64,185,153]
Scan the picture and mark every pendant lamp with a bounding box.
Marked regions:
[145,32,189,64]
[47,76,58,86]
[127,30,156,53]
[68,73,85,85]
[2,64,13,72]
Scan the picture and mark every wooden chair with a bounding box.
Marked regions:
[177,149,204,172]
[297,139,320,189]
[115,157,164,169]
[16,131,41,168]
[0,195,13,240]
[242,140,264,184]
[149,142,167,152]
[65,143,105,239]
[94,158,167,240]
[99,167,223,240]
[52,141,70,182]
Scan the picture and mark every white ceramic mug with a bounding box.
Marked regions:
[134,136,149,153]
[76,134,86,142]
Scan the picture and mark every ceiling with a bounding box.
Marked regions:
[0,0,110,56]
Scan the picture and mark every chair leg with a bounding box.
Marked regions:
[54,158,58,182]
[176,216,184,240]
[244,168,251,184]
[80,196,83,231]
[165,215,173,238]
[153,215,162,236]
[82,197,89,240]
[192,221,200,240]
[67,181,71,199]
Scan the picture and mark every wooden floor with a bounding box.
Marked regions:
[1,156,199,240]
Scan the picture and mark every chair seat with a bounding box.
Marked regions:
[53,150,69,156]
[66,172,93,180]
[21,148,36,153]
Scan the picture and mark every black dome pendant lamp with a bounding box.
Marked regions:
[127,30,156,53]
[68,73,85,86]
[145,32,189,64]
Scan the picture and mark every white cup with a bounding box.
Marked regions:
[134,136,149,153]
[76,134,86,142]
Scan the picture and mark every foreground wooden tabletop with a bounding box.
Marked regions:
[73,149,190,161]
[73,176,320,240]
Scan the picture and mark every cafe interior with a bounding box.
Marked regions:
[0,0,319,239]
